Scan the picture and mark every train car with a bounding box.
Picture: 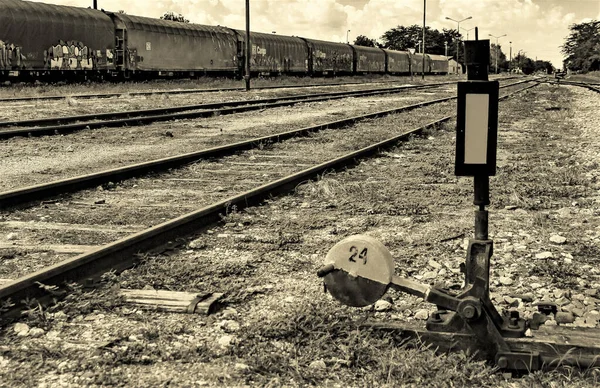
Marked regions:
[382,49,411,74]
[233,31,308,75]
[410,53,430,74]
[300,38,353,75]
[108,13,239,77]
[427,54,449,74]
[0,0,115,79]
[351,45,386,74]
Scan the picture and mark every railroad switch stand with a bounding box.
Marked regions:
[317,33,600,371]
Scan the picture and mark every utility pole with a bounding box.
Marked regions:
[347,30,350,44]
[488,33,506,74]
[509,41,512,73]
[422,0,426,80]
[245,0,251,91]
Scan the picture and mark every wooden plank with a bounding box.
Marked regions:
[365,321,600,369]
[0,243,96,254]
[120,289,223,315]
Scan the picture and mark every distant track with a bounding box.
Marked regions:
[0,82,455,139]
[0,75,523,103]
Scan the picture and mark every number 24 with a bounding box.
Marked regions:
[348,246,368,264]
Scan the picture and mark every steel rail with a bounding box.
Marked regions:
[0,75,521,103]
[0,84,457,140]
[0,79,431,103]
[0,81,539,323]
[0,80,534,208]
[0,82,452,129]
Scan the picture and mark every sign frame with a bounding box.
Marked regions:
[455,80,499,176]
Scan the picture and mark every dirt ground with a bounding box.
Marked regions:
[2,82,600,387]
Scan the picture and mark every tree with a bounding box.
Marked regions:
[354,35,379,47]
[561,20,600,72]
[381,24,463,64]
[489,43,508,73]
[160,11,189,23]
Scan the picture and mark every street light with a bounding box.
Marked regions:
[488,33,507,74]
[347,29,350,44]
[445,15,472,74]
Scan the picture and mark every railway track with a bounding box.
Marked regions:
[0,80,538,323]
[0,82,458,139]
[0,79,532,208]
[0,75,521,103]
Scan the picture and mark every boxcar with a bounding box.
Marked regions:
[300,38,353,75]
[427,54,449,74]
[0,0,115,76]
[383,49,410,74]
[109,13,238,75]
[233,31,308,74]
[351,45,385,73]
[410,53,430,74]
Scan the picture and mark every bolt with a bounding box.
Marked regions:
[510,310,520,319]
[497,356,508,369]
[509,317,519,328]
[463,305,477,319]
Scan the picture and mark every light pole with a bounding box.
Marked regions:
[347,30,350,44]
[422,0,426,80]
[445,15,472,74]
[245,0,250,91]
[509,41,512,73]
[488,33,506,74]
[444,41,448,57]
[462,27,476,41]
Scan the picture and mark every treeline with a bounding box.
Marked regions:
[355,25,553,75]
[562,20,600,72]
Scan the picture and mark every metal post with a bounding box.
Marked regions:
[347,30,350,44]
[93,0,97,9]
[245,0,251,91]
[456,23,460,74]
[509,42,512,73]
[422,0,426,80]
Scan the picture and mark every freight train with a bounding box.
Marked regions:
[0,0,450,82]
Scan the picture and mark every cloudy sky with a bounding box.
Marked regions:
[28,0,600,68]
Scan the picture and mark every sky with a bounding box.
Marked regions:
[27,0,600,68]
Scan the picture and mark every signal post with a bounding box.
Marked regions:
[317,29,600,371]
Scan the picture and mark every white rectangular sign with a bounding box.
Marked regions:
[464,93,489,164]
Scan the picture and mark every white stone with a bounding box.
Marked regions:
[549,235,567,244]
[530,283,543,289]
[374,300,393,312]
[6,233,17,241]
[308,359,327,370]
[498,277,514,286]
[28,328,45,338]
[428,260,442,269]
[535,252,553,259]
[217,335,235,348]
[414,309,429,320]
[13,323,29,336]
